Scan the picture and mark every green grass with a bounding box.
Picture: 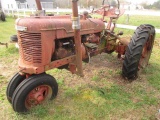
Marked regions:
[92,14,160,40]
[0,17,17,43]
[0,16,160,119]
[143,46,160,90]
[117,15,160,29]
[114,27,160,44]
[92,14,160,29]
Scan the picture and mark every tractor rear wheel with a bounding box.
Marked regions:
[6,72,26,103]
[10,35,18,42]
[122,24,155,80]
[12,73,58,113]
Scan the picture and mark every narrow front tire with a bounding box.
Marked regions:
[12,73,58,113]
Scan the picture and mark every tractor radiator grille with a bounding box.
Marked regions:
[19,32,42,63]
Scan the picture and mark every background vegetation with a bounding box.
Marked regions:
[52,0,160,10]
[141,0,160,10]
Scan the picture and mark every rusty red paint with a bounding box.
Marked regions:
[71,0,83,76]
[116,44,126,55]
[25,85,51,108]
[139,37,153,69]
[106,43,115,52]
[93,5,124,20]
[69,63,77,74]
[16,0,125,75]
[16,16,104,74]
[35,0,42,10]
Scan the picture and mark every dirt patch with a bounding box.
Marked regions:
[0,58,18,78]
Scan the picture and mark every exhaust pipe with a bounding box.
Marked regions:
[35,0,45,16]
[35,0,42,10]
[71,0,83,76]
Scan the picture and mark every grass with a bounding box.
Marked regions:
[143,46,160,90]
[91,14,160,29]
[117,15,160,29]
[0,16,160,119]
[116,15,160,39]
[92,14,160,40]
[0,17,17,43]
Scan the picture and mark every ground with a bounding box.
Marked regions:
[1,44,160,119]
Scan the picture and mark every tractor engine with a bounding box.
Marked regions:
[53,38,75,60]
[51,32,101,64]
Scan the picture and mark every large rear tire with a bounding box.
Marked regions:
[12,73,58,113]
[122,24,155,80]
[10,35,18,42]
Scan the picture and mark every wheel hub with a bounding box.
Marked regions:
[139,35,153,69]
[25,85,50,108]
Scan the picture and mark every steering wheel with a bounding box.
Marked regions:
[102,0,119,9]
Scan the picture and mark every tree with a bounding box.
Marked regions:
[152,0,160,9]
[141,0,160,10]
[110,0,117,7]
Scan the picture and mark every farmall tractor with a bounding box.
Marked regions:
[6,0,155,113]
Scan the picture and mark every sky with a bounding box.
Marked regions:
[126,0,158,4]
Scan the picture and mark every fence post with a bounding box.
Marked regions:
[56,7,59,15]
[8,9,9,15]
[17,9,20,18]
[32,8,34,14]
[23,9,26,17]
[12,8,14,17]
[125,6,130,24]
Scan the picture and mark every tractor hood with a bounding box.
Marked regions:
[15,15,105,39]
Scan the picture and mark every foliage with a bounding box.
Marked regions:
[0,16,16,43]
[141,0,160,10]
[53,0,118,8]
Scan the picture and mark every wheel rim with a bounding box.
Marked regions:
[25,85,52,109]
[139,35,153,69]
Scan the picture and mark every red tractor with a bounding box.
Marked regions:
[6,0,155,113]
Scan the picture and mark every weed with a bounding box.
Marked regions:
[115,69,122,75]
[143,96,158,105]
[47,68,61,74]
[64,88,78,98]
[108,69,113,75]
[91,75,99,81]
[57,78,64,86]
[30,105,49,118]
[0,44,18,58]
[0,75,5,79]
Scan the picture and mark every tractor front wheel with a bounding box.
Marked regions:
[11,73,58,113]
[6,72,26,103]
[122,24,155,80]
